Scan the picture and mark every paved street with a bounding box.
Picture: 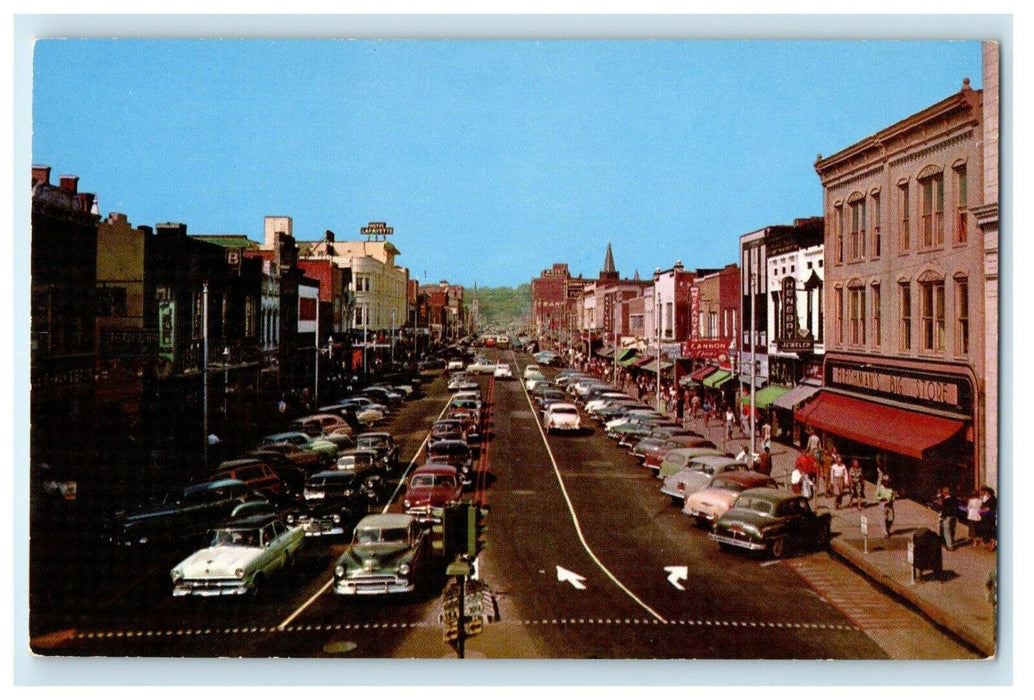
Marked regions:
[29,350,977,660]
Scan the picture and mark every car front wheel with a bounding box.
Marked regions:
[769,536,786,559]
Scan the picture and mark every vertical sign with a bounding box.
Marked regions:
[782,276,797,341]
[689,286,700,339]
[158,300,175,361]
[602,293,612,334]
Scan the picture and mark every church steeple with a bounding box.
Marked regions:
[600,241,619,282]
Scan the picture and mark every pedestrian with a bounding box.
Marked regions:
[806,429,821,459]
[965,489,984,547]
[876,474,896,536]
[794,449,815,494]
[725,406,735,439]
[936,485,960,551]
[790,464,804,495]
[675,392,685,424]
[691,393,700,419]
[735,445,752,465]
[761,419,772,451]
[829,455,848,509]
[757,446,772,476]
[848,458,865,510]
[976,486,997,551]
[820,446,834,496]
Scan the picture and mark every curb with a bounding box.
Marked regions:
[830,538,996,658]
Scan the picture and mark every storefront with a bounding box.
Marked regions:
[795,355,977,500]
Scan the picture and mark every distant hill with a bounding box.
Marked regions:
[464,284,531,329]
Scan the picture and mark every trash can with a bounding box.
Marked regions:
[912,528,943,581]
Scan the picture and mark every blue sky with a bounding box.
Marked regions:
[32,38,983,287]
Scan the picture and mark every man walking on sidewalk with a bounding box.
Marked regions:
[936,485,960,551]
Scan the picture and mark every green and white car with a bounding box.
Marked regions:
[333,513,430,596]
[170,514,304,597]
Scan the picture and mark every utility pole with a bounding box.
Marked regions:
[750,267,757,459]
[202,281,209,469]
[315,297,320,408]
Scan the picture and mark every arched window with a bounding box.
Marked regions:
[917,271,946,352]
[917,165,945,249]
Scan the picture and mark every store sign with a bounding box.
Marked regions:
[682,338,731,360]
[825,359,973,413]
[689,286,700,339]
[100,329,159,359]
[158,300,175,361]
[778,276,814,353]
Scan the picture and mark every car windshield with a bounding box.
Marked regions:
[210,528,260,547]
[354,527,408,545]
[411,474,455,489]
[357,437,387,448]
[551,407,577,415]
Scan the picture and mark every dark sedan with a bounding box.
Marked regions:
[710,487,832,559]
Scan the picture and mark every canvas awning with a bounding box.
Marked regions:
[771,380,822,411]
[702,369,733,388]
[739,385,790,409]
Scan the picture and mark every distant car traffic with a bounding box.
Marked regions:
[493,363,514,379]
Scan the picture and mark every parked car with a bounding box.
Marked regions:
[290,413,352,438]
[710,488,832,559]
[447,372,477,392]
[660,454,745,501]
[426,440,474,487]
[262,431,339,465]
[683,471,778,525]
[523,364,542,380]
[285,470,382,537]
[354,432,400,470]
[653,444,727,477]
[524,373,549,393]
[332,513,431,596]
[112,479,271,548]
[212,458,283,500]
[402,464,463,523]
[543,402,582,434]
[170,514,304,597]
[446,358,465,371]
[244,451,308,501]
[466,357,497,374]
[493,363,514,379]
[335,448,381,475]
[320,427,356,450]
[253,441,322,472]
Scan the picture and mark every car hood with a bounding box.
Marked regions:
[342,543,413,573]
[406,485,459,507]
[176,545,262,579]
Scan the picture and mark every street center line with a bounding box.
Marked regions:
[518,362,667,624]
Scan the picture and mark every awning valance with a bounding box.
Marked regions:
[794,392,964,459]
[703,369,732,388]
[771,380,822,411]
[739,385,790,409]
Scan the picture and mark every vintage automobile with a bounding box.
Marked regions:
[430,418,468,444]
[446,358,466,371]
[631,436,676,463]
[452,389,482,409]
[585,393,636,414]
[523,364,542,380]
[335,448,381,475]
[654,447,729,478]
[683,471,778,525]
[466,357,497,374]
[170,514,304,597]
[320,426,356,450]
[332,513,431,596]
[112,479,272,548]
[252,441,322,472]
[290,413,352,438]
[660,455,746,501]
[241,453,306,502]
[641,435,718,469]
[212,458,283,500]
[285,470,382,537]
[537,388,569,411]
[262,431,339,465]
[426,439,474,487]
[336,398,385,426]
[354,432,400,470]
[360,386,404,410]
[493,363,514,379]
[710,487,832,559]
[524,372,550,393]
[402,463,463,522]
[543,402,582,434]
[447,372,479,392]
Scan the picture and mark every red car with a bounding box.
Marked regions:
[642,434,716,471]
[402,463,463,523]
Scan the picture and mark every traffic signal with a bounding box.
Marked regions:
[429,507,445,554]
[442,503,470,560]
[470,505,489,557]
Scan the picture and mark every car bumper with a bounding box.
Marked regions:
[709,531,767,551]
[334,576,415,595]
[659,487,685,500]
[299,520,347,537]
[172,580,251,597]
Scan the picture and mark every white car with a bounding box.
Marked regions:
[467,358,497,374]
[493,363,514,379]
[446,359,465,371]
[525,373,549,393]
[585,393,634,414]
[523,364,541,380]
[543,402,582,434]
[170,515,304,597]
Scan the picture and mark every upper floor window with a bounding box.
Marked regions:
[899,282,912,351]
[834,204,845,264]
[919,277,946,352]
[848,284,866,346]
[954,163,969,244]
[834,286,844,345]
[871,192,882,259]
[848,194,866,261]
[919,168,945,249]
[871,283,881,349]
[955,276,969,355]
[898,181,910,253]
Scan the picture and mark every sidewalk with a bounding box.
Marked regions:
[677,406,997,657]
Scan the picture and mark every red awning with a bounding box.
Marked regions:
[794,392,964,459]
[690,365,719,382]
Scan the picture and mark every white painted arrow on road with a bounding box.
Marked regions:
[664,566,688,591]
[556,566,587,590]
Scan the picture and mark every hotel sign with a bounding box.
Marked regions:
[826,359,972,413]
